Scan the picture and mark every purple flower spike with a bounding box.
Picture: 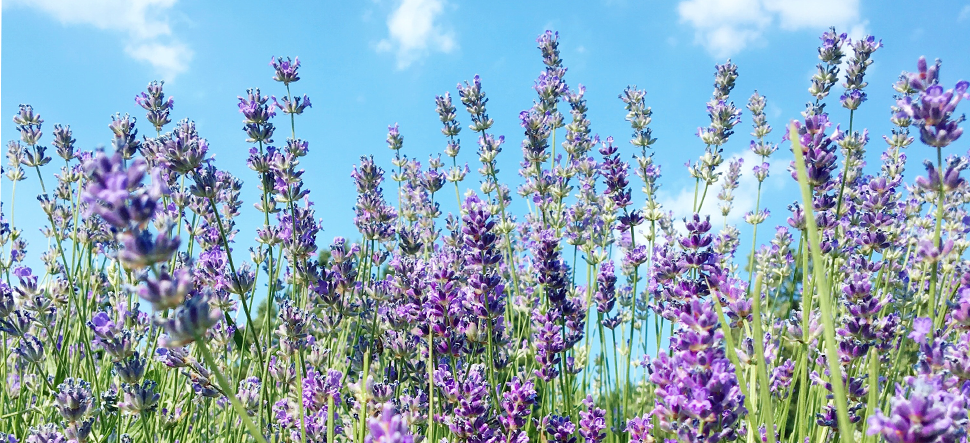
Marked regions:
[16,334,45,363]
[238,88,276,144]
[81,153,168,230]
[25,424,66,443]
[158,119,208,174]
[867,374,968,443]
[900,56,942,93]
[951,288,970,328]
[135,80,175,132]
[51,124,75,160]
[895,68,968,148]
[543,415,577,443]
[365,405,414,443]
[458,75,494,133]
[579,396,606,443]
[55,378,95,423]
[157,296,222,348]
[119,380,161,416]
[273,94,312,115]
[13,104,44,146]
[626,414,654,443]
[537,30,561,68]
[116,228,181,270]
[271,56,301,85]
[500,376,537,433]
[137,266,193,311]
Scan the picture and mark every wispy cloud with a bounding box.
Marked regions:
[677,0,863,58]
[656,149,788,226]
[959,4,970,22]
[375,0,457,69]
[5,0,193,80]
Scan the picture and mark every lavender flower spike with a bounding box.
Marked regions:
[157,296,222,348]
[365,405,414,443]
[867,374,968,443]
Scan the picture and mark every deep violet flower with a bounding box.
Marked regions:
[271,56,302,85]
[157,296,222,348]
[365,405,414,443]
[578,395,606,443]
[867,374,968,443]
[135,80,175,132]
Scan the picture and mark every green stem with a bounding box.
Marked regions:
[203,191,263,364]
[790,123,854,443]
[711,289,759,439]
[863,347,879,443]
[750,273,777,443]
[929,147,944,330]
[196,337,268,443]
[796,235,814,443]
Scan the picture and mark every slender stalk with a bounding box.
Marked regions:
[427,337,436,443]
[790,123,854,443]
[928,146,945,330]
[202,190,263,364]
[196,337,268,443]
[711,288,759,439]
[795,235,814,443]
[750,273,777,443]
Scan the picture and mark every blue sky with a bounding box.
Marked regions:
[3,0,970,268]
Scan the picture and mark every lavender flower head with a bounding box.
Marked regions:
[543,415,577,443]
[867,374,968,443]
[25,425,66,443]
[366,405,414,443]
[458,75,494,133]
[157,295,222,348]
[626,415,655,443]
[52,124,76,160]
[894,60,968,148]
[238,88,276,143]
[13,104,43,146]
[109,113,141,159]
[81,153,166,230]
[271,56,301,85]
[579,396,606,443]
[500,376,537,434]
[55,378,95,423]
[135,80,175,132]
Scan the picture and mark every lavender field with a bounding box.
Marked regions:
[1,19,970,443]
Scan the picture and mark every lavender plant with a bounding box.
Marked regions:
[2,27,970,443]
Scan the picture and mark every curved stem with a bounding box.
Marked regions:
[929,146,944,330]
[750,273,777,443]
[196,338,268,443]
[790,123,854,443]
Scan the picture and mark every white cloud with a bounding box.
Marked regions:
[5,0,192,80]
[678,0,771,59]
[376,0,457,69]
[656,149,787,226]
[763,0,859,30]
[125,41,193,81]
[959,5,970,22]
[677,0,863,59]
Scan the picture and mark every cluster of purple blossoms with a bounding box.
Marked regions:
[135,80,175,132]
[868,374,968,443]
[435,363,497,443]
[894,62,968,149]
[840,35,882,110]
[7,24,970,443]
[353,155,398,242]
[646,216,746,443]
[649,297,746,443]
[499,376,537,439]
